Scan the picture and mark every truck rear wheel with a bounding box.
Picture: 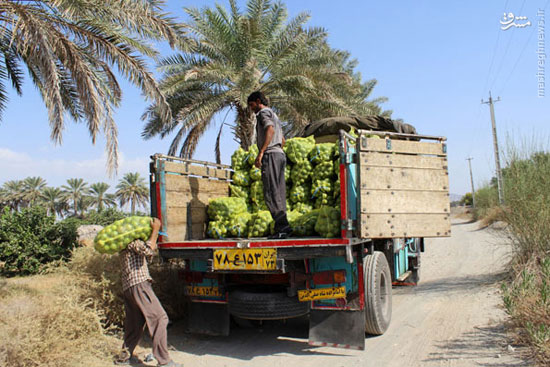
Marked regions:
[364,251,392,335]
[228,289,309,320]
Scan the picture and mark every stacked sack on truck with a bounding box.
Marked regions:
[207,136,343,238]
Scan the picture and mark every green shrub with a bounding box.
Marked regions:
[473,184,498,220]
[82,208,128,226]
[0,207,77,276]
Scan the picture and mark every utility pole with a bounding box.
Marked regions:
[481,92,504,205]
[466,157,476,208]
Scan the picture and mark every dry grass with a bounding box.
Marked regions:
[0,274,119,367]
[0,246,186,367]
[502,258,550,364]
[478,206,506,229]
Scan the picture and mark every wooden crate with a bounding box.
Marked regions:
[357,135,450,238]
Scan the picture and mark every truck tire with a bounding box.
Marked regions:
[364,251,392,335]
[228,289,309,320]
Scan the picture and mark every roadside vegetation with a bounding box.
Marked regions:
[465,144,550,364]
[0,172,184,367]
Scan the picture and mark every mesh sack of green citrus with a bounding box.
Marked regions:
[230,184,249,200]
[94,216,152,254]
[231,147,248,170]
[333,157,340,176]
[314,193,334,208]
[248,210,274,237]
[292,202,312,214]
[333,176,340,198]
[309,143,336,164]
[290,160,312,184]
[250,180,264,203]
[284,136,315,163]
[315,206,341,238]
[285,164,291,183]
[287,210,302,230]
[228,212,251,237]
[290,182,311,203]
[250,165,261,181]
[251,201,269,212]
[207,220,228,239]
[311,178,332,197]
[207,197,247,221]
[232,169,250,187]
[243,145,259,168]
[312,161,334,180]
[293,209,320,236]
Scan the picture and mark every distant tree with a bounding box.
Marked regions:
[1,180,24,211]
[0,0,182,174]
[21,176,47,206]
[460,192,473,206]
[62,178,90,216]
[40,187,65,217]
[89,182,116,212]
[116,173,149,215]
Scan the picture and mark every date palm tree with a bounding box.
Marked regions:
[89,182,116,212]
[116,172,149,215]
[1,180,24,211]
[142,0,388,162]
[0,0,182,174]
[62,178,89,216]
[40,187,66,217]
[21,176,47,206]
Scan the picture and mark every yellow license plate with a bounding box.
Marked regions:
[213,248,277,270]
[184,286,223,297]
[298,286,346,302]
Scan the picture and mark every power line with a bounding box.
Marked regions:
[488,0,528,92]
[482,0,509,95]
[497,0,550,95]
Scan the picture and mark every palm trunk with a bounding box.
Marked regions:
[131,199,135,215]
[235,103,256,150]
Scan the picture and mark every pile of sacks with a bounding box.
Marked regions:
[207,136,342,239]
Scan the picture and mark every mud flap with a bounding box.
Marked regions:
[184,302,229,336]
[308,309,365,350]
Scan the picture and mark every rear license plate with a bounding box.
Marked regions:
[185,286,223,297]
[298,286,346,302]
[213,248,277,270]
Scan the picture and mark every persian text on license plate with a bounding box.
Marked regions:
[213,248,277,270]
[184,286,223,297]
[297,286,346,302]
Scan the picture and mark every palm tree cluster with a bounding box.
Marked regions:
[0,0,182,174]
[143,0,391,163]
[0,173,149,217]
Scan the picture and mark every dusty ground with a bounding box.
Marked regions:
[135,218,532,367]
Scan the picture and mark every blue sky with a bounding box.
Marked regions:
[0,0,548,197]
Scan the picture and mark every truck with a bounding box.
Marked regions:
[149,129,450,350]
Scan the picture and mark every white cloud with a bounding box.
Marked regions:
[0,148,149,188]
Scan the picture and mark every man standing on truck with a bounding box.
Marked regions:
[248,91,292,239]
[114,218,182,367]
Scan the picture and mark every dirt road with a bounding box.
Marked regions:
[160,219,530,367]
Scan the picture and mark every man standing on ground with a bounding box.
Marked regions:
[115,218,182,367]
[248,91,292,239]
